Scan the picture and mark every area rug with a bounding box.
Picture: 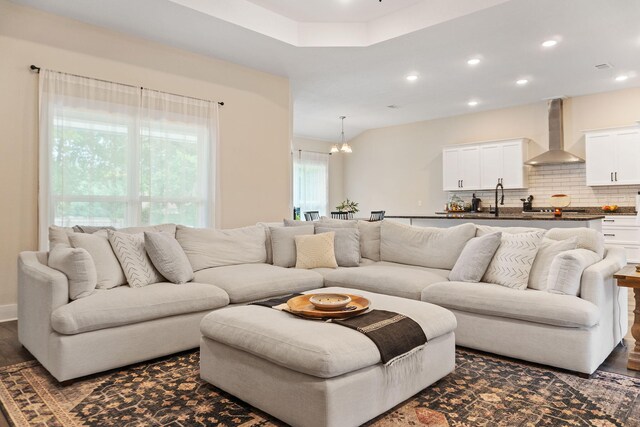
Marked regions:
[0,349,638,427]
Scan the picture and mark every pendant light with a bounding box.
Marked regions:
[338,116,352,153]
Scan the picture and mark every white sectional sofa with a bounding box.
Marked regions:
[18,219,628,381]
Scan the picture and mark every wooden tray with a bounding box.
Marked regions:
[286,294,370,319]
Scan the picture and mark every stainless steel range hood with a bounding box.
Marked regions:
[525,98,585,166]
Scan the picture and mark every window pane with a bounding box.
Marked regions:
[53,200,127,228]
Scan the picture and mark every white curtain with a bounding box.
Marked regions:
[293,151,330,218]
[38,70,218,249]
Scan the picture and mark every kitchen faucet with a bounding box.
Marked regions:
[494,181,504,217]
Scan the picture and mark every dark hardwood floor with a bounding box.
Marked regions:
[0,320,636,426]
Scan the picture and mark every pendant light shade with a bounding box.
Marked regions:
[330,144,340,153]
[336,116,352,154]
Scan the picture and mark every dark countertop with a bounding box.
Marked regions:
[386,214,606,221]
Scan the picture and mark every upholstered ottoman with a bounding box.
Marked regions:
[199,287,457,427]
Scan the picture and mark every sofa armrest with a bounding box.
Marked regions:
[580,246,628,340]
[17,251,70,361]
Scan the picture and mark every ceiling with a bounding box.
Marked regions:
[10,0,640,142]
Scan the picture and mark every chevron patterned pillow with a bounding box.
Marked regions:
[482,231,545,290]
[108,230,165,288]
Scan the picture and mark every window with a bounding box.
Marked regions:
[293,151,329,217]
[39,71,217,247]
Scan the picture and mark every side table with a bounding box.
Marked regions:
[614,265,640,371]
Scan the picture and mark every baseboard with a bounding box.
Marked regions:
[0,304,17,322]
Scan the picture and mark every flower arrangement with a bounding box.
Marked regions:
[336,199,359,213]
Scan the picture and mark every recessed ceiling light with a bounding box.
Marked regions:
[406,74,418,81]
[542,40,558,47]
[615,75,629,82]
[516,79,529,85]
[467,100,479,107]
[467,58,481,66]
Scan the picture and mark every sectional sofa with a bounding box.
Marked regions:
[17,219,628,382]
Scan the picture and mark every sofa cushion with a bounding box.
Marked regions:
[422,281,599,328]
[449,232,502,282]
[193,264,323,303]
[49,225,74,248]
[48,246,97,300]
[322,262,450,300]
[547,249,602,296]
[380,222,476,270]
[295,232,339,269]
[176,225,267,272]
[200,287,457,378]
[482,231,545,290]
[528,237,578,290]
[545,228,605,259]
[144,231,194,284]
[270,225,314,268]
[68,231,127,290]
[108,230,165,288]
[316,227,361,267]
[51,282,229,335]
[358,220,381,261]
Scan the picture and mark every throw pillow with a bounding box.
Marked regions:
[546,249,602,296]
[380,221,476,269]
[144,232,194,284]
[108,230,164,288]
[49,225,73,248]
[119,223,177,236]
[48,246,98,300]
[316,217,358,229]
[270,225,315,268]
[175,225,267,272]
[316,226,361,267]
[449,232,502,282]
[545,228,605,259]
[358,220,381,261]
[72,225,116,233]
[528,237,578,290]
[294,232,338,269]
[482,231,545,290]
[283,219,311,227]
[68,231,127,289]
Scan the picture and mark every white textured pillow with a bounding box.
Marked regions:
[528,237,578,290]
[546,249,602,296]
[545,228,604,259]
[144,232,194,284]
[68,231,127,289]
[108,230,164,288]
[483,231,545,290]
[358,220,381,261]
[49,225,74,248]
[176,225,267,272]
[316,227,361,267]
[449,232,502,282]
[48,246,97,300]
[294,232,338,269]
[380,222,476,269]
[270,225,315,267]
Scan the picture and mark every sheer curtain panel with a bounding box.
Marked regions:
[38,70,218,249]
[293,151,330,217]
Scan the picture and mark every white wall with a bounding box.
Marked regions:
[344,88,640,215]
[292,137,345,213]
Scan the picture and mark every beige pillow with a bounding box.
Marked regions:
[119,223,177,236]
[48,246,97,300]
[358,220,381,261]
[315,227,360,267]
[547,249,602,296]
[294,232,338,269]
[144,232,194,284]
[483,231,545,290]
[545,228,605,259]
[49,225,73,248]
[270,225,315,268]
[528,237,578,290]
[108,230,164,288]
[68,231,127,289]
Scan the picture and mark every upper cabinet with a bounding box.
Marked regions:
[443,138,528,191]
[585,126,640,186]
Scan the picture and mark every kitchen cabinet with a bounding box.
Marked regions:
[443,138,528,191]
[602,215,640,263]
[585,126,640,186]
[442,146,480,190]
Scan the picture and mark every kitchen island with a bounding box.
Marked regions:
[386,213,605,231]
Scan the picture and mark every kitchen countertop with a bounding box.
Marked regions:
[386,213,606,221]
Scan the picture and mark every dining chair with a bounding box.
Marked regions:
[369,210,385,221]
[304,211,320,221]
[331,211,350,220]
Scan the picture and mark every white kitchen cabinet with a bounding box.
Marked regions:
[602,215,640,263]
[479,139,528,189]
[442,146,480,190]
[585,126,640,186]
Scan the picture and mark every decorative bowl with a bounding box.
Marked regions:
[550,194,571,208]
[308,293,352,311]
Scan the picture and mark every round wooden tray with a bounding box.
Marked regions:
[286,294,370,319]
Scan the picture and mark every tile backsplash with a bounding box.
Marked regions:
[451,163,640,210]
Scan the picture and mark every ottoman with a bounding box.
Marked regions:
[199,287,457,427]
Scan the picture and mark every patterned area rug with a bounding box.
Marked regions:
[0,349,638,427]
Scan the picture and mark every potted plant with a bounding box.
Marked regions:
[336,199,359,214]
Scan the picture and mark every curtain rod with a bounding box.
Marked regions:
[296,149,332,156]
[30,65,224,106]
